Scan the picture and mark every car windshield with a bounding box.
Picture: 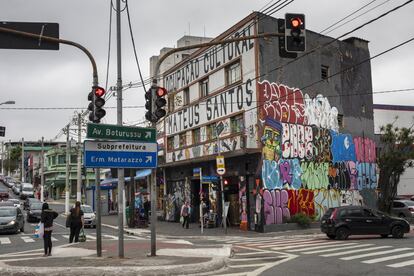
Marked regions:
[30,203,43,210]
[0,188,7,192]
[82,206,93,213]
[0,208,16,217]
[23,187,33,191]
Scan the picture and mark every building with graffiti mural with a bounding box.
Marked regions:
[153,12,378,232]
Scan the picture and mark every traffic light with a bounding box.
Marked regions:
[145,88,154,122]
[154,86,167,120]
[145,86,168,123]
[88,86,106,123]
[285,13,306,53]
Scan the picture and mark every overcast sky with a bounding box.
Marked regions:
[0,0,413,143]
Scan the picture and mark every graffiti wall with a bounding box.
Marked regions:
[165,179,191,221]
[256,81,377,226]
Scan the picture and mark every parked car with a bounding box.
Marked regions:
[0,187,9,200]
[24,198,40,210]
[20,183,34,199]
[81,205,96,228]
[321,206,410,240]
[26,202,43,222]
[6,199,21,209]
[0,206,25,234]
[391,200,414,218]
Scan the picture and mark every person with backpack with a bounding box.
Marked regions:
[40,203,58,257]
[68,201,84,243]
[180,201,191,229]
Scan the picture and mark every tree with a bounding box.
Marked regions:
[377,124,414,213]
[4,146,21,174]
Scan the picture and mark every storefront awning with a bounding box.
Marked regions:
[100,169,152,187]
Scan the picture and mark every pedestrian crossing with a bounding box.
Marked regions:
[232,236,414,268]
[0,233,144,245]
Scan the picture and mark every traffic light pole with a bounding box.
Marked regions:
[40,137,44,203]
[115,0,125,258]
[76,113,82,202]
[65,124,70,215]
[150,86,157,257]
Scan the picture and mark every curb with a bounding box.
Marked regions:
[0,256,227,276]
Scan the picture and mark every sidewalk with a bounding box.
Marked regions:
[0,239,231,276]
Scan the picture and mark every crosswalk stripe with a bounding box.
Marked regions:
[270,241,342,250]
[103,234,118,240]
[0,237,11,244]
[387,259,414,268]
[321,246,392,257]
[340,248,412,260]
[243,238,318,246]
[86,235,96,240]
[257,239,325,249]
[363,252,414,264]
[286,242,356,252]
[21,236,35,243]
[62,235,69,239]
[302,244,372,254]
[51,237,58,242]
[126,235,145,240]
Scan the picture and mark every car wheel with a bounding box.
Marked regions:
[380,234,388,238]
[20,225,24,233]
[399,213,406,218]
[327,234,336,239]
[392,225,404,239]
[336,227,350,240]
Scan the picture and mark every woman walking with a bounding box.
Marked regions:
[180,201,191,229]
[69,201,84,243]
[40,203,58,257]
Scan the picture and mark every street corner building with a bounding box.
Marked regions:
[152,12,378,232]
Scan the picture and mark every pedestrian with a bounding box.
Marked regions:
[180,201,191,229]
[143,196,150,221]
[40,202,58,257]
[69,201,84,243]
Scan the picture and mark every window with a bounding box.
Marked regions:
[393,201,405,208]
[347,208,363,217]
[58,155,66,164]
[167,137,174,151]
[179,133,187,147]
[192,128,201,144]
[337,114,344,128]
[70,155,77,164]
[182,53,190,60]
[226,61,241,85]
[183,88,190,106]
[206,123,217,140]
[321,65,329,80]
[199,78,209,98]
[231,114,244,133]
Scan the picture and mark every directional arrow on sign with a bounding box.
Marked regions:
[145,156,153,163]
[145,132,152,139]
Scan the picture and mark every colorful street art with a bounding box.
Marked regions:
[256,81,378,226]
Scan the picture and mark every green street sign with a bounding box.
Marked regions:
[87,123,156,142]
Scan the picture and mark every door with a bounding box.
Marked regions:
[361,208,386,234]
[344,208,366,235]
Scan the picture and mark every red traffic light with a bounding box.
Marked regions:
[156,87,167,97]
[94,86,105,98]
[291,17,302,28]
[224,179,229,185]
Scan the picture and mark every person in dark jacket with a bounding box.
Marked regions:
[40,203,58,257]
[69,201,84,243]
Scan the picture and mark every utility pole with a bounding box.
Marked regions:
[116,0,125,258]
[217,137,227,234]
[65,124,70,215]
[76,113,82,202]
[40,137,44,202]
[21,138,24,182]
[7,140,10,176]
[1,141,3,175]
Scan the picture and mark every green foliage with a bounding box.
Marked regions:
[378,123,414,212]
[290,213,312,227]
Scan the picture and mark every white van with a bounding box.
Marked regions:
[20,183,34,199]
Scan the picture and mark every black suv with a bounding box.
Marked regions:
[321,206,410,240]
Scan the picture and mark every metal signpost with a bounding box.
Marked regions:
[216,155,227,234]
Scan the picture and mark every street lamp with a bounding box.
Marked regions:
[0,101,15,105]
